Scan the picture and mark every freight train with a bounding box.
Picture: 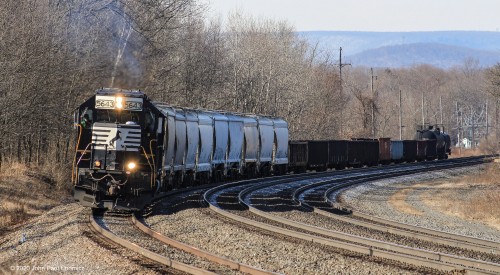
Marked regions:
[72,88,288,210]
[73,89,451,210]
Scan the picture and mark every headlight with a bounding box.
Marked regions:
[127,162,136,170]
[116,97,123,109]
[94,160,101,168]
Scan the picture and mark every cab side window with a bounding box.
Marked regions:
[81,109,93,129]
[144,110,156,132]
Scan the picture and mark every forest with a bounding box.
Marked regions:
[0,0,499,186]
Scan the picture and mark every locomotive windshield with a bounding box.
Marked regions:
[95,109,141,124]
[93,94,144,124]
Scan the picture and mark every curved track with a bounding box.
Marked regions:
[132,187,279,275]
[297,171,500,254]
[89,212,221,275]
[204,156,500,274]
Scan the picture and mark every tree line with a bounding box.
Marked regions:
[0,0,498,183]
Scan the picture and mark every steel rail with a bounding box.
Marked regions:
[244,201,500,274]
[292,161,498,254]
[171,155,476,208]
[131,214,279,275]
[313,208,498,255]
[353,211,500,250]
[89,213,216,275]
[322,164,500,252]
[203,156,469,209]
[205,193,473,273]
[204,156,499,274]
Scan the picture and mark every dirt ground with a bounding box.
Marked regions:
[0,163,69,235]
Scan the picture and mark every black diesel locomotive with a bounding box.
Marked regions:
[415,126,451,159]
[73,88,289,210]
[73,89,451,210]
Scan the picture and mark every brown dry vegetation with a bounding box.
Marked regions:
[0,163,69,235]
[388,188,424,216]
[450,137,500,158]
[449,148,484,158]
[420,163,500,230]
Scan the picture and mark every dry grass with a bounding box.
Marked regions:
[0,202,30,228]
[421,163,500,230]
[0,162,70,235]
[449,148,483,158]
[388,187,424,216]
[0,162,30,179]
[450,137,500,158]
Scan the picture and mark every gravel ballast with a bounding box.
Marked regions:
[0,203,166,274]
[340,165,500,242]
[146,207,427,275]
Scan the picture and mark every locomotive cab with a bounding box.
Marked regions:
[415,126,451,160]
[73,89,159,210]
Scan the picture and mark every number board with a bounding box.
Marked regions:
[95,95,143,111]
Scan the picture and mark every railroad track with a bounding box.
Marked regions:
[295,169,500,255]
[89,211,230,274]
[134,187,279,275]
[89,191,279,275]
[204,156,500,274]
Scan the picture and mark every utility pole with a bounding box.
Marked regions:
[486,100,489,139]
[471,108,475,148]
[370,68,377,138]
[421,92,425,129]
[497,98,499,141]
[336,47,351,87]
[335,47,350,139]
[456,102,462,155]
[439,96,443,128]
[399,90,403,140]
[455,101,462,154]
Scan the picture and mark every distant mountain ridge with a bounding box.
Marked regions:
[349,43,500,68]
[299,31,500,68]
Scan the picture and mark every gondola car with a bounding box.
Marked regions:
[288,140,329,172]
[327,140,349,169]
[390,140,404,163]
[349,139,379,167]
[72,88,289,210]
[378,138,391,164]
[402,140,417,162]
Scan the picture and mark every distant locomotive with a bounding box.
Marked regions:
[415,126,451,159]
[73,88,289,210]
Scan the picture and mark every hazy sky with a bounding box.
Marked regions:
[204,0,500,32]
